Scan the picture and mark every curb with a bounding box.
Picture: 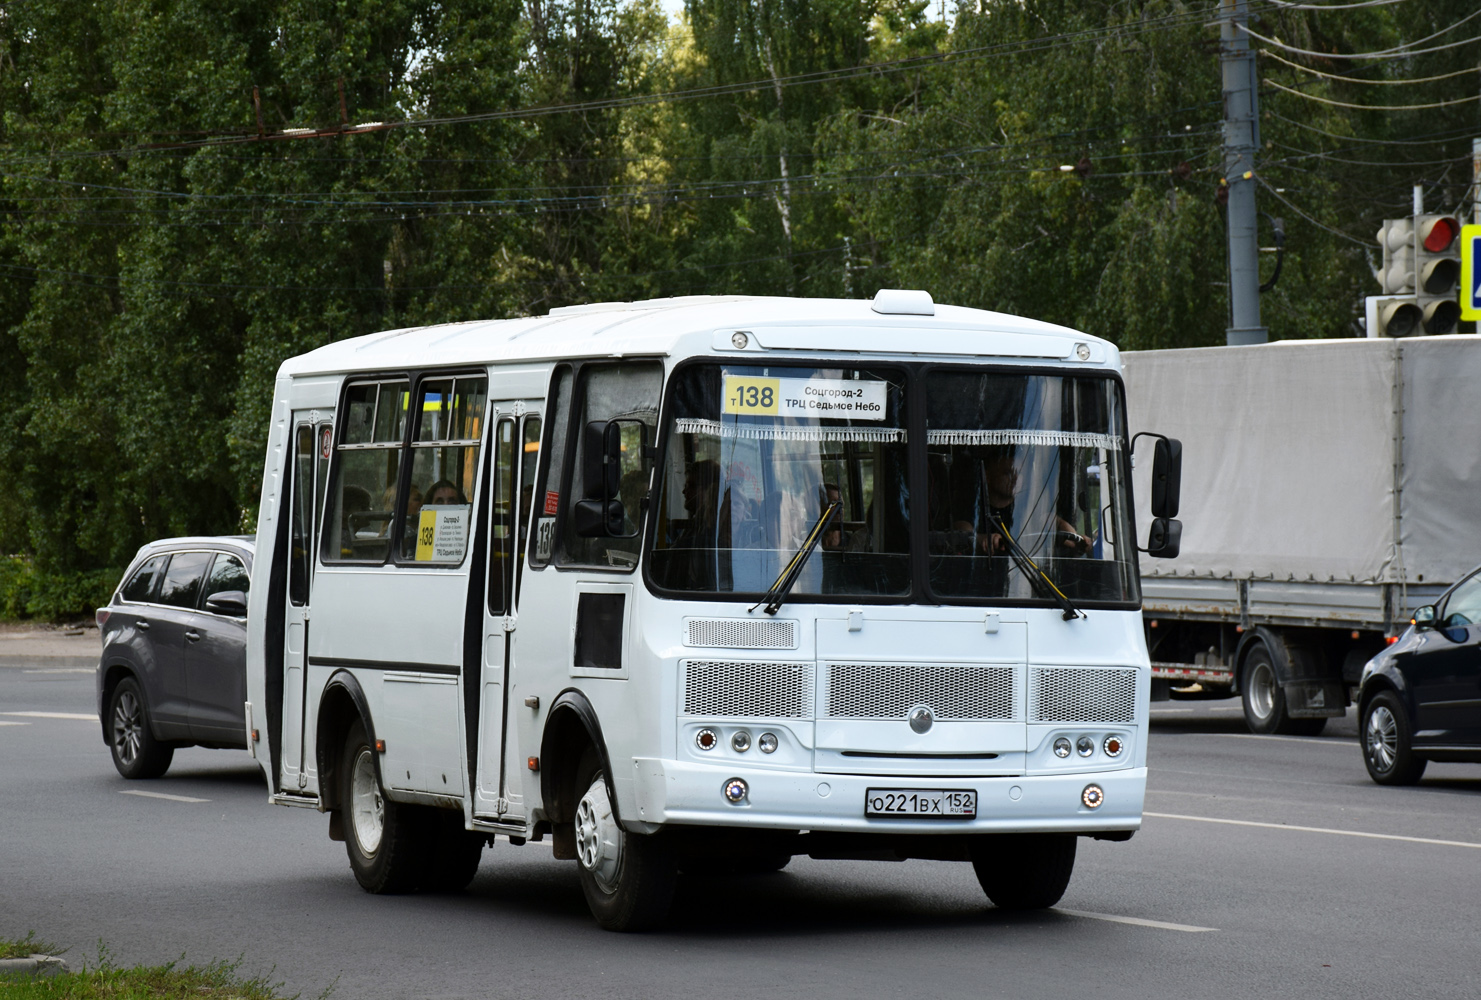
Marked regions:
[0,655,97,669]
[0,955,69,978]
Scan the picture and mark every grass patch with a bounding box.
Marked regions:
[0,938,301,1000]
[0,934,63,961]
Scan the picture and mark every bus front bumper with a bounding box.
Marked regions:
[625,758,1145,836]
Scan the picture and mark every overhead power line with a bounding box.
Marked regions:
[1265,79,1481,110]
[1259,48,1481,85]
[1242,18,1481,61]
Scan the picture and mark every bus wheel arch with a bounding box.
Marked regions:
[539,689,613,832]
[316,671,377,817]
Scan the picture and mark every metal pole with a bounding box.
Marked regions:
[1221,0,1267,345]
[1472,138,1480,226]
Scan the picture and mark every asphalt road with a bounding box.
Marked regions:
[3,665,1479,1000]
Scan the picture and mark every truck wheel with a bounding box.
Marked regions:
[108,677,174,779]
[970,834,1076,909]
[573,747,676,931]
[420,808,485,892]
[1240,642,1324,735]
[342,720,426,894]
[1362,691,1427,786]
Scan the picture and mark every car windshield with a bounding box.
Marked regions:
[925,370,1138,604]
[649,363,911,598]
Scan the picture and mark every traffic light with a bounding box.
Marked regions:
[1370,218,1421,337]
[1414,214,1461,335]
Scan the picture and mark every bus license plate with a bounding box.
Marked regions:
[864,788,977,819]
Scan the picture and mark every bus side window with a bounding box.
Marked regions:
[323,380,408,563]
[559,362,662,570]
[529,367,572,570]
[487,417,516,615]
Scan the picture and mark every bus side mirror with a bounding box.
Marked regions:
[575,419,646,538]
[1144,517,1181,559]
[1151,437,1181,518]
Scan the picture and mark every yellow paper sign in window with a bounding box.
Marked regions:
[722,375,780,416]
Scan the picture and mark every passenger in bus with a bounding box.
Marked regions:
[426,480,467,506]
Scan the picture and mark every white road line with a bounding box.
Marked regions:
[119,790,210,803]
[0,721,30,727]
[1150,708,1195,714]
[24,667,93,674]
[0,711,97,721]
[1145,812,1481,850]
[1212,733,1349,746]
[1057,908,1217,933]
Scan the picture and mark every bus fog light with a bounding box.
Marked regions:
[1081,784,1104,809]
[1053,737,1072,758]
[695,729,717,751]
[1076,736,1095,757]
[758,732,778,754]
[723,778,749,804]
[1102,735,1124,758]
[731,731,751,753]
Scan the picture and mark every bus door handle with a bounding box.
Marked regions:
[185,630,201,642]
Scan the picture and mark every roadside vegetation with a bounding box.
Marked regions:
[1,1,1475,616]
[0,936,296,1000]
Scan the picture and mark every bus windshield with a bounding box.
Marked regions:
[649,363,911,597]
[648,363,1138,606]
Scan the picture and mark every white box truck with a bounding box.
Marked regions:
[1123,336,1478,734]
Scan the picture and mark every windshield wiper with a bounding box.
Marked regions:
[751,500,841,616]
[986,512,1085,622]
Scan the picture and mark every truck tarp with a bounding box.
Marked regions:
[1123,336,1480,588]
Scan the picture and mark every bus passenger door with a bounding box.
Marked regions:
[282,418,331,794]
[474,405,541,822]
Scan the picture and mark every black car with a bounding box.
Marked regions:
[1358,565,1481,785]
[95,536,253,778]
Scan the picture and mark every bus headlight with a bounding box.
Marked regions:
[1076,736,1095,757]
[695,729,717,751]
[1103,735,1124,758]
[1082,784,1104,809]
[1053,737,1072,758]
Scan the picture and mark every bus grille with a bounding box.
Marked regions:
[823,663,1017,720]
[682,660,813,718]
[685,617,797,649]
[1028,667,1137,724]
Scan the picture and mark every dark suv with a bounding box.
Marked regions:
[96,536,254,778]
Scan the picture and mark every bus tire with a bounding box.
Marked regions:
[573,747,676,931]
[421,809,484,892]
[342,719,424,894]
[969,834,1076,910]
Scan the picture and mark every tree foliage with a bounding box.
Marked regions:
[1,0,1477,611]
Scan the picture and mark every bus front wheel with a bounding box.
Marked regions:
[342,720,425,894]
[970,834,1077,909]
[573,748,676,931]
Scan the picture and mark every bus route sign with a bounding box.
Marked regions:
[1462,224,1481,322]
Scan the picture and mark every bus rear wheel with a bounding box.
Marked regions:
[970,834,1076,910]
[342,720,425,894]
[573,748,676,931]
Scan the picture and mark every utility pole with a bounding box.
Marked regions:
[1221,0,1266,346]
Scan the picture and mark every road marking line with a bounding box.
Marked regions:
[0,721,30,726]
[120,790,210,803]
[1057,908,1217,933]
[1150,709,1195,714]
[0,711,97,720]
[1145,812,1481,850]
[1210,733,1348,746]
[24,667,93,674]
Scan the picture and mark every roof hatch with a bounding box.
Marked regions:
[871,289,935,316]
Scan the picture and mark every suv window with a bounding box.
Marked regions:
[157,552,213,609]
[120,555,167,603]
[1441,572,1481,627]
[202,553,250,607]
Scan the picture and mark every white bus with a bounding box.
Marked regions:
[244,290,1182,930]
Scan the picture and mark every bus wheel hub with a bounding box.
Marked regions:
[575,778,623,892]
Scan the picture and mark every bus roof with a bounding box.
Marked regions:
[277,294,1115,378]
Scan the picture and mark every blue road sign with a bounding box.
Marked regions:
[1462,225,1481,322]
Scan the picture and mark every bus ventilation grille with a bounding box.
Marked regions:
[823,663,1017,720]
[1028,667,1137,724]
[682,660,813,718]
[685,618,797,649]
